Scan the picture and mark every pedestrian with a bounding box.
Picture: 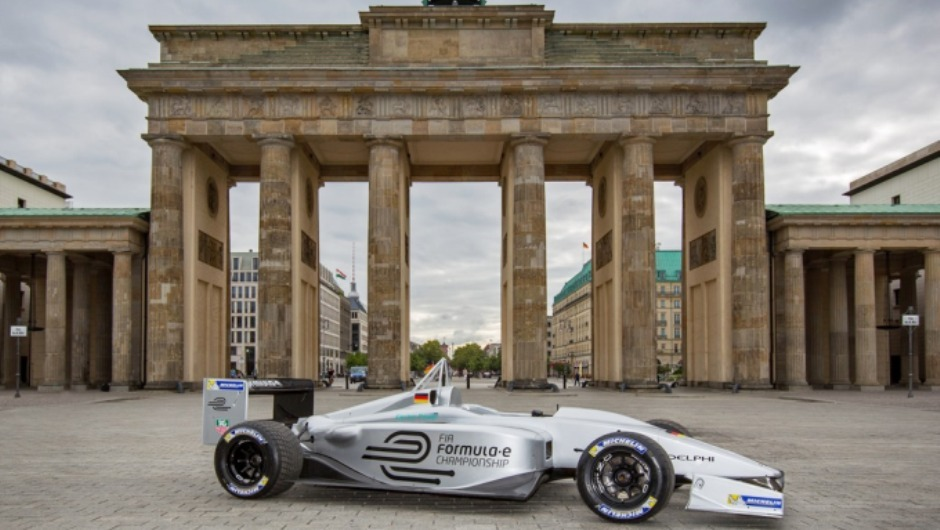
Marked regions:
[574,371,580,387]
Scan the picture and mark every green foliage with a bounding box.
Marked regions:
[410,339,446,372]
[345,352,367,369]
[551,361,571,376]
[452,343,485,372]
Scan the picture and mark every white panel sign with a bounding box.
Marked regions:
[902,315,919,327]
[10,326,28,337]
[202,378,249,445]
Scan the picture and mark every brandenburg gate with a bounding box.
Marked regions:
[121,4,796,389]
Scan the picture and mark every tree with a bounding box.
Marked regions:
[346,352,367,369]
[453,343,485,373]
[410,340,446,372]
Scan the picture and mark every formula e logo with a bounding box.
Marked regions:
[363,431,455,485]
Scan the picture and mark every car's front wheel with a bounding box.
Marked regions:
[214,420,302,499]
[576,432,675,523]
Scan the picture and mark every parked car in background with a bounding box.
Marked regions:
[349,366,367,383]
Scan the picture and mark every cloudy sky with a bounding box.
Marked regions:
[2,1,938,347]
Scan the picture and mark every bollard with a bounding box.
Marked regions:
[466,372,470,389]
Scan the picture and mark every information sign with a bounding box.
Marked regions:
[202,378,249,445]
[10,326,27,337]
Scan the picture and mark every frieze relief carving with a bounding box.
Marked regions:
[318,95,338,117]
[206,95,231,118]
[596,230,613,271]
[151,92,752,120]
[301,231,317,270]
[198,231,225,271]
[244,96,266,118]
[277,94,303,117]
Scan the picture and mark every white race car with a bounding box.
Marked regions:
[214,360,784,523]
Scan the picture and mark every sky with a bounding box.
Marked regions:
[2,0,939,347]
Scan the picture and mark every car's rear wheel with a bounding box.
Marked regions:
[647,418,693,438]
[576,432,674,523]
[214,420,302,499]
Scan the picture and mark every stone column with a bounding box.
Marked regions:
[829,258,851,388]
[874,270,890,386]
[366,136,407,389]
[898,267,919,384]
[111,251,134,391]
[1,272,21,388]
[806,265,830,387]
[729,136,772,388]
[620,136,657,387]
[924,250,940,387]
[144,134,187,388]
[69,260,90,388]
[509,135,549,388]
[782,249,808,389]
[853,249,881,390]
[256,135,295,378]
[39,252,67,392]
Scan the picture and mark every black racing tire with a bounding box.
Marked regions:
[647,418,693,438]
[214,420,302,499]
[576,432,675,523]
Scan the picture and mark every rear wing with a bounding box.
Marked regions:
[248,378,316,425]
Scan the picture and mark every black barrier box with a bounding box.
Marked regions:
[248,378,315,425]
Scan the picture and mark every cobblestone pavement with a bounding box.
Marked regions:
[1,381,939,529]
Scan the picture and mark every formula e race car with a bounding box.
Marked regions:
[213,360,784,524]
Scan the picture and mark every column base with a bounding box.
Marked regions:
[145,380,190,392]
[109,384,132,392]
[363,381,406,391]
[828,383,853,390]
[915,384,939,391]
[852,385,885,392]
[778,383,813,392]
[500,379,553,391]
[37,385,65,393]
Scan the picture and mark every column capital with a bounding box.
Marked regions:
[727,134,772,148]
[141,133,187,148]
[364,135,404,149]
[854,247,878,255]
[785,247,807,255]
[618,135,657,147]
[509,133,549,148]
[253,134,295,148]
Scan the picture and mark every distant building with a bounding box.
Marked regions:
[348,278,368,355]
[229,251,259,374]
[551,261,592,376]
[845,140,940,205]
[654,250,683,366]
[484,342,502,357]
[551,251,684,378]
[0,156,71,208]
[319,266,345,374]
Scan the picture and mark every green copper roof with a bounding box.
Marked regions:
[554,260,592,306]
[655,250,682,282]
[553,250,682,306]
[0,208,149,219]
[766,204,940,218]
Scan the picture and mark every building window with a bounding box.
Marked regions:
[17,198,26,208]
[891,195,901,205]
